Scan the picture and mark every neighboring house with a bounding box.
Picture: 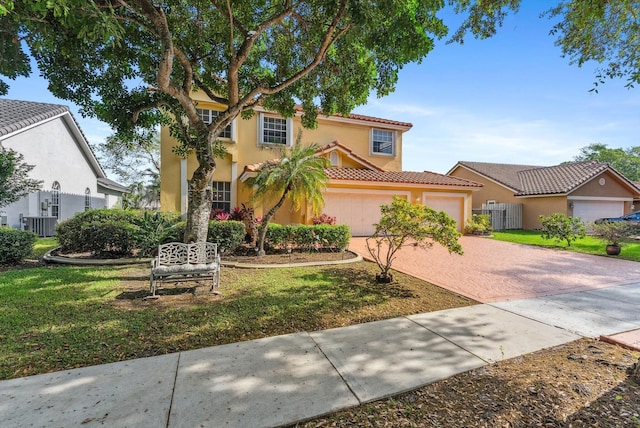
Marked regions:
[160,100,483,235]
[0,99,128,236]
[447,160,640,229]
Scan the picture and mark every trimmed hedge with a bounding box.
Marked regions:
[0,227,37,263]
[56,209,182,257]
[163,220,246,253]
[265,224,350,251]
[57,209,141,254]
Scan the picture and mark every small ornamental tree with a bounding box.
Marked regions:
[539,213,586,247]
[366,196,463,282]
[0,145,42,208]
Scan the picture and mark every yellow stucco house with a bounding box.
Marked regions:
[161,97,483,235]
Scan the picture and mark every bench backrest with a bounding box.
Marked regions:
[157,242,218,265]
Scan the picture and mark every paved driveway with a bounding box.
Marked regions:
[349,237,640,303]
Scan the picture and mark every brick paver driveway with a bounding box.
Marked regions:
[349,237,640,303]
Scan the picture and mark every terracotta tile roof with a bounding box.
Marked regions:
[454,160,635,196]
[455,161,542,191]
[515,161,609,196]
[316,141,384,171]
[0,99,69,137]
[326,168,483,187]
[292,105,412,129]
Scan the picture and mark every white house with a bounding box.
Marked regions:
[0,99,128,236]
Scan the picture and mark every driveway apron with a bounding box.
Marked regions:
[349,236,640,303]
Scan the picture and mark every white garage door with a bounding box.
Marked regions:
[323,193,397,236]
[572,200,624,224]
[423,196,464,231]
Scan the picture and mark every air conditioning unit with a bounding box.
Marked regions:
[0,215,7,226]
[23,217,58,237]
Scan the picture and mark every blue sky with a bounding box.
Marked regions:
[5,2,639,176]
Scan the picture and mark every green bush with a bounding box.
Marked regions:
[83,220,138,257]
[464,214,492,235]
[539,213,586,247]
[162,220,245,253]
[0,227,37,263]
[132,211,182,256]
[265,224,351,251]
[57,209,141,253]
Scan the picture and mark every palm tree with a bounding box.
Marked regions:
[248,140,330,256]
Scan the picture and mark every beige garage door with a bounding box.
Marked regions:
[323,192,397,236]
[423,196,464,231]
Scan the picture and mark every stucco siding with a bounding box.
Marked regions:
[2,117,98,195]
[571,172,634,199]
[449,166,517,207]
[519,196,567,229]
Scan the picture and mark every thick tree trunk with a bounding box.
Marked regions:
[184,144,216,243]
[184,176,212,243]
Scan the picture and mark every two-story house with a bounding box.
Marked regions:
[0,99,128,236]
[161,98,483,235]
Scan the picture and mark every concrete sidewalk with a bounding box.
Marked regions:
[2,282,640,427]
[0,304,579,428]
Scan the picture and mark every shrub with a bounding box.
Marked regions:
[265,223,351,251]
[56,209,141,253]
[207,220,245,253]
[539,213,586,247]
[464,214,492,235]
[161,220,245,253]
[83,220,138,257]
[132,211,182,256]
[0,227,37,263]
[590,221,632,246]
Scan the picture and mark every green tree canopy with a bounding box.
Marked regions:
[574,143,640,181]
[2,1,637,242]
[0,0,452,242]
[0,145,42,208]
[247,140,330,256]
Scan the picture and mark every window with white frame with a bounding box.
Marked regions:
[84,188,91,211]
[371,129,395,156]
[211,181,231,213]
[51,181,60,219]
[196,108,232,139]
[259,113,292,146]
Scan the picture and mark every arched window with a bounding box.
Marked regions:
[85,188,91,211]
[51,182,61,219]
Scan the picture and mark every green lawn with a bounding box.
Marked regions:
[31,237,59,259]
[0,261,474,380]
[492,230,640,262]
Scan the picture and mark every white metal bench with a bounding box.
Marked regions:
[150,242,221,297]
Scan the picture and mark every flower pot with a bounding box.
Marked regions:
[606,244,621,256]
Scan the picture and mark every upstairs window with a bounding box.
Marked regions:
[196,108,233,139]
[258,113,293,146]
[371,129,395,156]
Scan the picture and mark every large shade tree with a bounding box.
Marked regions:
[247,141,329,256]
[573,143,640,181]
[1,1,637,242]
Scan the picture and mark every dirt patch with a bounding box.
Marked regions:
[293,338,640,427]
[222,248,358,264]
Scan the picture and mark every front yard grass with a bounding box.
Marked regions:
[0,261,475,380]
[492,230,640,261]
